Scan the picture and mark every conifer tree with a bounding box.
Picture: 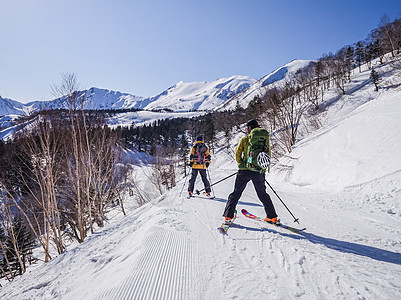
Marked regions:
[355,41,365,72]
[180,135,190,175]
[201,114,216,147]
[0,216,35,277]
[9,216,35,275]
[370,68,380,91]
[0,226,12,280]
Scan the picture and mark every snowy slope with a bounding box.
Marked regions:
[1,62,401,299]
[0,96,28,116]
[273,60,401,190]
[0,115,22,141]
[107,110,205,128]
[83,88,146,110]
[218,59,313,111]
[144,75,256,112]
[275,90,401,190]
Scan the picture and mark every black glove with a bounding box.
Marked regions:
[206,162,210,168]
[190,162,193,167]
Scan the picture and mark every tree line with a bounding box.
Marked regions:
[119,12,401,167]
[122,14,400,158]
[0,74,130,281]
[252,15,401,156]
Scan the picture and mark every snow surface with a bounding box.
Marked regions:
[1,62,401,299]
[106,110,205,128]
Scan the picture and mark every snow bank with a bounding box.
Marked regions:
[273,75,401,190]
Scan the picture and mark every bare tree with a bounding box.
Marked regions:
[379,15,398,58]
[51,74,89,242]
[370,15,401,70]
[332,48,349,94]
[263,77,310,153]
[51,74,130,241]
[0,135,57,263]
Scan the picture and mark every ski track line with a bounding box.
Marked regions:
[185,195,226,298]
[95,226,197,300]
[194,197,286,298]
[228,218,297,298]
[184,194,267,298]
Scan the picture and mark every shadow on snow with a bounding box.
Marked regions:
[232,223,401,265]
[192,196,264,208]
[300,232,401,265]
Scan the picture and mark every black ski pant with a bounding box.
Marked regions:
[188,168,211,193]
[223,170,277,219]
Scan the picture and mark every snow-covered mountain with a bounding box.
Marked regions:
[218,59,313,110]
[0,96,29,116]
[143,75,256,111]
[1,59,313,117]
[1,57,400,299]
[0,75,256,117]
[1,61,317,141]
[17,88,147,112]
[1,61,314,142]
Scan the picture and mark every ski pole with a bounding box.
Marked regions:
[179,166,191,197]
[195,171,238,195]
[264,179,300,224]
[206,168,215,198]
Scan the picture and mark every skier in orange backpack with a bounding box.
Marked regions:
[188,135,211,198]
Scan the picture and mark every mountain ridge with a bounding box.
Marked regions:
[0,60,311,117]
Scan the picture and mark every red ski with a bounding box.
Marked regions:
[242,209,306,234]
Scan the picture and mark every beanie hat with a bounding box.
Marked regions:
[196,135,203,141]
[246,119,259,129]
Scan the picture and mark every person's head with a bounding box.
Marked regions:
[196,135,203,142]
[246,119,259,133]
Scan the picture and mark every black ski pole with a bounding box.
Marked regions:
[195,171,238,195]
[179,166,191,197]
[206,168,215,198]
[264,179,300,224]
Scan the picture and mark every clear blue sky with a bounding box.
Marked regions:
[1,0,400,103]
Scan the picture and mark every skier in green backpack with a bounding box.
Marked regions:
[222,119,277,225]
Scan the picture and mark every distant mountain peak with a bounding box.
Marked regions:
[218,59,314,111]
[1,59,313,118]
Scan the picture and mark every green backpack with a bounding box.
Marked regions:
[245,128,271,172]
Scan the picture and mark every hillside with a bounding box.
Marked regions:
[1,58,400,299]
